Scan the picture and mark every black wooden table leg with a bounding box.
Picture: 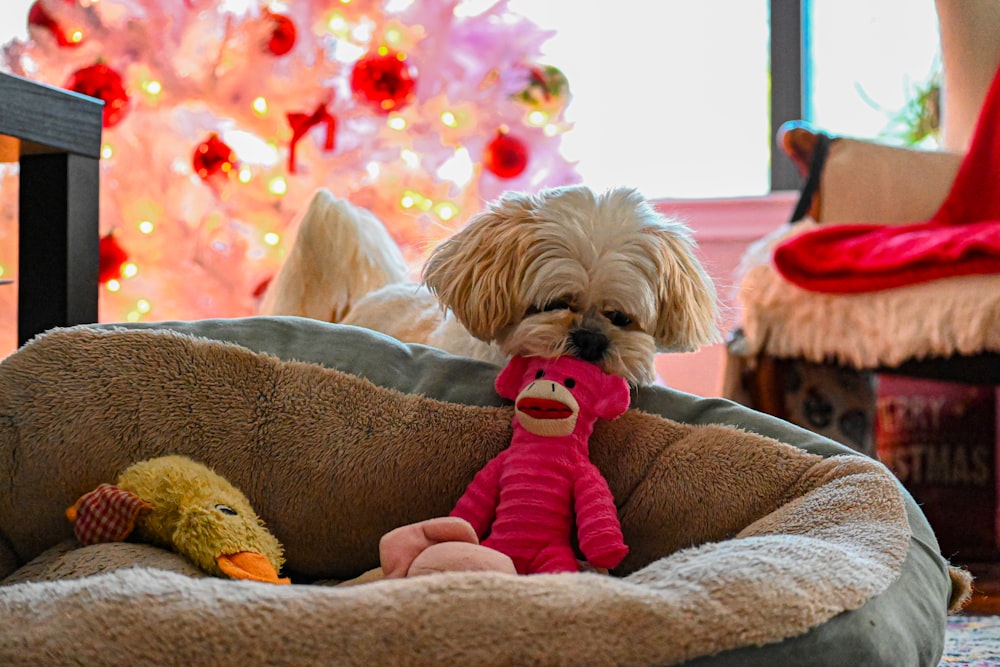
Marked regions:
[1,70,103,348]
[17,152,100,346]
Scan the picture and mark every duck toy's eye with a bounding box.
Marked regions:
[564,378,576,389]
[535,369,545,379]
[215,504,238,516]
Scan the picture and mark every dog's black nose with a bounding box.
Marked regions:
[570,330,608,362]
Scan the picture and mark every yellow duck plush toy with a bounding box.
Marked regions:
[66,455,289,584]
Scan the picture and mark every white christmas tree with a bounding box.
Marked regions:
[0,0,577,353]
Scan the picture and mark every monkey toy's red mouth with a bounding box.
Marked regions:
[516,398,573,420]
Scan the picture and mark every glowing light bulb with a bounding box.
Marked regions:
[137,220,154,234]
[68,30,83,44]
[252,97,268,115]
[328,14,347,33]
[377,45,389,56]
[387,115,407,131]
[400,189,431,210]
[106,280,121,292]
[440,111,457,128]
[385,27,401,45]
[136,299,151,314]
[143,79,162,96]
[101,144,113,159]
[435,202,458,221]
[544,123,559,137]
[268,176,288,196]
[126,311,141,322]
[122,263,138,279]
[264,232,280,246]
[238,168,252,183]
[526,110,547,127]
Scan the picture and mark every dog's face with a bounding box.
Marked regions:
[422,185,720,386]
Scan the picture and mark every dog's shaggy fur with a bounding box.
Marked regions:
[260,185,720,385]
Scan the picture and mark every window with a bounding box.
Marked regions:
[511,0,940,197]
[508,0,771,199]
[805,0,940,148]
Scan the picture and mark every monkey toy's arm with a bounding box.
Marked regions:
[450,451,506,539]
[573,462,628,570]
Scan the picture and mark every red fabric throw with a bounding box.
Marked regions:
[773,62,1000,294]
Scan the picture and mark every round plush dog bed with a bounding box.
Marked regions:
[0,317,965,666]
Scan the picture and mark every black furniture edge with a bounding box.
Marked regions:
[1,70,103,158]
[1,70,103,346]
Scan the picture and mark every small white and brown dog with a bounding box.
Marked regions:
[260,185,720,386]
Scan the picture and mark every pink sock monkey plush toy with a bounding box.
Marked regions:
[378,355,632,578]
[453,354,631,574]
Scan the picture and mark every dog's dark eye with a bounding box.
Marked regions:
[215,504,238,516]
[526,299,572,317]
[541,299,571,313]
[605,310,632,327]
[535,370,545,379]
[564,378,576,389]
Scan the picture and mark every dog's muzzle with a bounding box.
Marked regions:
[570,329,609,362]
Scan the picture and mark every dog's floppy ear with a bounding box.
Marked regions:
[422,193,538,342]
[650,225,722,352]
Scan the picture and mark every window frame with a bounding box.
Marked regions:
[770,0,804,192]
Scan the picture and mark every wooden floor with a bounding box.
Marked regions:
[964,562,1000,614]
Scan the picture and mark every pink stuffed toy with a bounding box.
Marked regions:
[448,354,631,574]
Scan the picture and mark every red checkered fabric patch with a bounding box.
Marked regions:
[68,483,151,545]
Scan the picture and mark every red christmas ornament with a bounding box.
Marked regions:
[192,134,238,181]
[28,0,83,48]
[484,130,529,179]
[99,232,128,284]
[350,49,417,114]
[64,63,129,128]
[265,10,296,56]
